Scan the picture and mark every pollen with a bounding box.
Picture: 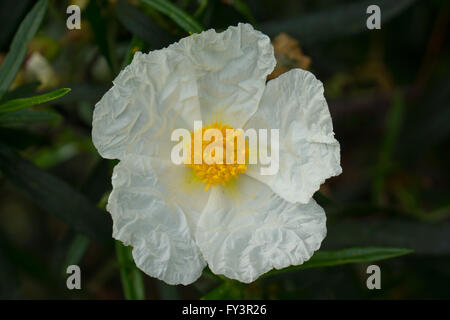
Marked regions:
[187,122,248,191]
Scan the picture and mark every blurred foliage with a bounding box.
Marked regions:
[0,0,449,299]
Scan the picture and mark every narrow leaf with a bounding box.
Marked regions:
[202,281,245,300]
[372,92,405,203]
[116,242,146,300]
[260,0,417,44]
[0,0,35,49]
[263,247,413,278]
[0,0,48,99]
[116,0,175,49]
[139,0,203,34]
[0,81,40,103]
[0,88,70,114]
[194,0,208,18]
[233,0,256,25]
[85,0,118,74]
[46,84,109,105]
[0,143,112,243]
[60,159,113,276]
[62,234,90,275]
[324,219,450,255]
[0,109,59,127]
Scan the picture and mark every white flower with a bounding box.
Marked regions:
[92,23,342,285]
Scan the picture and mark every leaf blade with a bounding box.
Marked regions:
[260,0,417,45]
[0,143,112,243]
[0,109,59,127]
[263,247,413,278]
[139,0,203,34]
[232,0,257,25]
[85,0,118,74]
[0,88,70,114]
[116,0,175,49]
[0,0,48,99]
[324,219,450,255]
[116,242,146,300]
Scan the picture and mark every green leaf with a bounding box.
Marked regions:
[260,0,417,44]
[202,247,413,298]
[0,81,40,103]
[115,0,175,49]
[62,234,90,274]
[193,0,208,18]
[0,0,48,99]
[0,88,70,114]
[85,0,118,74]
[232,0,256,25]
[263,247,413,278]
[47,84,109,105]
[59,160,114,277]
[202,280,245,300]
[139,0,203,34]
[0,143,112,243]
[0,109,59,127]
[323,219,450,255]
[372,92,405,203]
[116,242,146,300]
[0,0,35,49]
[157,281,181,299]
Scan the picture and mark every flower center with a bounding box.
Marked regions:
[187,122,248,191]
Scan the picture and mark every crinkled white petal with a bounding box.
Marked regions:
[107,155,207,285]
[92,49,202,160]
[148,159,212,235]
[244,69,342,204]
[175,23,276,128]
[195,175,326,283]
[92,23,275,161]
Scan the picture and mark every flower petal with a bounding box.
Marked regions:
[195,175,326,283]
[148,158,212,235]
[107,155,207,285]
[92,23,276,161]
[92,49,202,160]
[244,68,342,203]
[177,23,276,127]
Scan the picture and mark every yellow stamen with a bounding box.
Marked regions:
[186,122,248,190]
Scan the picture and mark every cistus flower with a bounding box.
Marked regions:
[92,23,342,285]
